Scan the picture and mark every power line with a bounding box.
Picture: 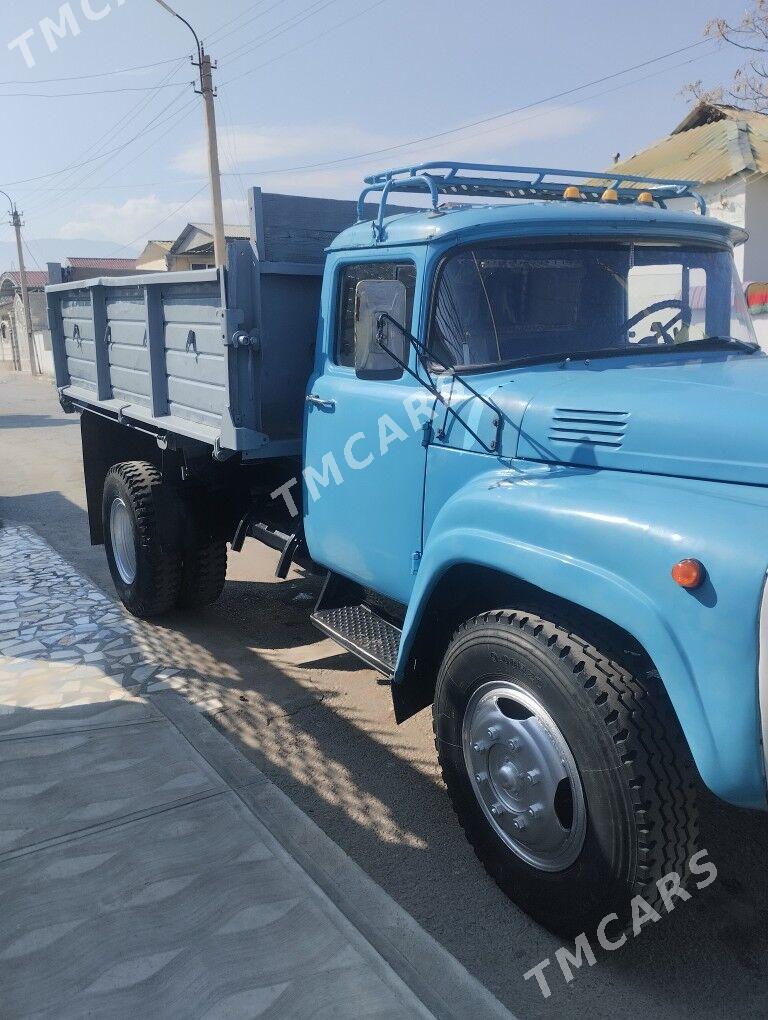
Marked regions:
[0,56,183,87]
[0,81,192,99]
[413,46,717,160]
[0,83,191,100]
[207,0,293,48]
[8,58,190,210]
[217,0,345,64]
[23,94,199,224]
[13,180,208,194]
[72,100,200,198]
[222,37,713,175]
[22,238,45,274]
[1,86,192,188]
[220,0,390,87]
[109,183,209,255]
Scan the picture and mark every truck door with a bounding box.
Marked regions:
[302,255,431,605]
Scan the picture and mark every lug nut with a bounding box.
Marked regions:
[475,771,488,783]
[487,725,501,740]
[512,815,528,831]
[525,769,541,786]
[507,737,522,751]
[472,740,489,753]
[490,802,504,817]
[528,803,544,820]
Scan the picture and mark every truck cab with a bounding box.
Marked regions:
[303,164,767,931]
[49,163,768,935]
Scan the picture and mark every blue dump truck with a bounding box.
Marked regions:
[48,164,767,934]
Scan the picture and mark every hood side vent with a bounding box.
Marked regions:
[548,407,629,449]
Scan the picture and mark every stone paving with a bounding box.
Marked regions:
[0,525,508,1019]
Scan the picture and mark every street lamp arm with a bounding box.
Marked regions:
[149,0,225,268]
[152,0,202,63]
[0,189,16,216]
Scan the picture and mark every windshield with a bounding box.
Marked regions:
[428,241,761,370]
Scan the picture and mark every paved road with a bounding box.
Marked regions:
[2,371,768,1017]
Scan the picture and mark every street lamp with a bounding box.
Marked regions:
[0,189,39,375]
[152,0,227,268]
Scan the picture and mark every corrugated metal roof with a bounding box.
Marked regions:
[0,270,48,289]
[611,112,768,185]
[67,257,137,270]
[188,223,250,239]
[672,101,768,135]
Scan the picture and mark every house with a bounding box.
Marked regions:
[46,256,141,284]
[611,102,768,339]
[135,226,251,272]
[136,240,173,272]
[0,270,50,375]
[63,257,139,281]
[166,223,250,271]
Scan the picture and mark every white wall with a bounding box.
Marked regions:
[10,293,54,376]
[699,180,748,278]
[743,176,768,282]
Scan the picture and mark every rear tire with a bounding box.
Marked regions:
[433,607,698,936]
[102,461,183,619]
[178,537,227,609]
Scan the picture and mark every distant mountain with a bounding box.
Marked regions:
[0,237,140,272]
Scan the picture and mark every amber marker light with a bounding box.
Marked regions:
[602,188,619,202]
[637,191,655,205]
[671,558,705,589]
[563,186,582,200]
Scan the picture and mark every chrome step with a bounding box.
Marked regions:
[311,602,401,677]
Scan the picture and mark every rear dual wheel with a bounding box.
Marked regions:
[103,460,227,619]
[434,608,698,936]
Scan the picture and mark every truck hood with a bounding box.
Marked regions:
[515,353,768,486]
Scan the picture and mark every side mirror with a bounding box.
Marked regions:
[354,279,408,379]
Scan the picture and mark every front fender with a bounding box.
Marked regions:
[398,459,768,809]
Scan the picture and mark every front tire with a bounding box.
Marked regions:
[102,461,183,618]
[433,608,698,935]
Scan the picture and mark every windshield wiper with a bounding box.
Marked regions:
[671,336,760,354]
[557,337,761,362]
[376,312,504,453]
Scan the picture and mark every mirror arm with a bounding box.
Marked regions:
[377,312,504,417]
[375,313,501,454]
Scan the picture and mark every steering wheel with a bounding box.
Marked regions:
[623,299,685,346]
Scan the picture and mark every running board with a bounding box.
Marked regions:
[311,573,401,677]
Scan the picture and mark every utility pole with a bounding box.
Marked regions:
[199,47,227,268]
[153,1,227,268]
[1,190,38,375]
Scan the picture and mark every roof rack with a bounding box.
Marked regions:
[357,162,706,239]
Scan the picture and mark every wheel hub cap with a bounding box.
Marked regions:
[462,681,587,871]
[109,497,137,585]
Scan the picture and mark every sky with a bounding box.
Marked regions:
[0,0,757,267]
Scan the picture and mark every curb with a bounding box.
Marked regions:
[150,689,514,1020]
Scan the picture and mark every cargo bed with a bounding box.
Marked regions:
[46,189,368,460]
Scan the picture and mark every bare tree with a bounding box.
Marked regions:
[686,0,768,111]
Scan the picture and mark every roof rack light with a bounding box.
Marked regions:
[357,161,706,240]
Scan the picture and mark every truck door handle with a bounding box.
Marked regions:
[306,394,336,412]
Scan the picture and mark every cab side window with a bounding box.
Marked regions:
[336,261,416,367]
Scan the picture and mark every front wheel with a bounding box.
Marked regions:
[433,608,698,935]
